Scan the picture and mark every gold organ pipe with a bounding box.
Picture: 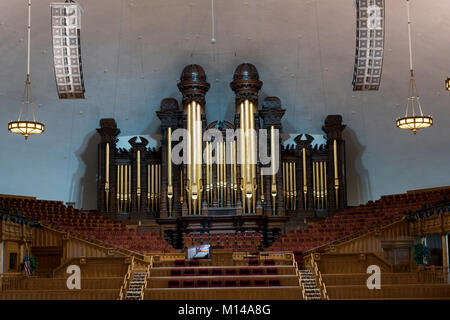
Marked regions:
[105,143,110,184]
[213,142,216,205]
[147,164,150,210]
[315,162,320,209]
[158,164,161,211]
[137,150,141,212]
[260,170,264,204]
[205,142,209,205]
[282,162,286,208]
[233,141,237,206]
[240,102,246,213]
[187,102,192,214]
[151,164,155,212]
[229,141,233,205]
[196,102,202,215]
[167,128,173,216]
[117,165,120,212]
[137,151,140,194]
[209,142,213,206]
[210,142,213,206]
[312,162,316,209]
[119,165,123,211]
[221,142,224,206]
[124,165,128,211]
[180,168,184,205]
[217,141,220,206]
[270,125,277,216]
[324,162,328,208]
[293,162,297,211]
[209,142,212,206]
[223,142,227,206]
[218,142,222,206]
[250,101,256,213]
[244,100,251,212]
[128,165,131,212]
[192,102,197,214]
[105,143,110,212]
[290,162,294,210]
[302,148,307,209]
[216,142,220,206]
[334,139,339,208]
[124,165,127,211]
[320,161,324,209]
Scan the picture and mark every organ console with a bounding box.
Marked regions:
[96,63,347,242]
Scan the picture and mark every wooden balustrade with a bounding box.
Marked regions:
[309,253,329,300]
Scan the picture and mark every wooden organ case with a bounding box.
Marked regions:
[96,63,347,247]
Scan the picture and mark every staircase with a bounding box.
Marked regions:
[125,271,147,300]
[299,269,322,300]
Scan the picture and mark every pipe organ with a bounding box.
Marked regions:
[97,64,347,226]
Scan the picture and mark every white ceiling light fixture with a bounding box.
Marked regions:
[396,0,432,134]
[8,0,45,140]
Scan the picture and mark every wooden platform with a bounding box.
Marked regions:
[144,286,302,300]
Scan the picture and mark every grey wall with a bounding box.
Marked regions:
[0,0,449,210]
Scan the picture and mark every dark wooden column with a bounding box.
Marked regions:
[156,98,182,218]
[259,97,286,217]
[128,136,149,213]
[177,64,210,216]
[322,115,347,209]
[96,119,120,213]
[230,63,264,215]
[294,134,314,214]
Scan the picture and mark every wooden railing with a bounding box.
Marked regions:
[141,257,153,300]
[419,266,450,284]
[291,254,306,300]
[309,253,329,300]
[0,273,26,291]
[118,256,135,300]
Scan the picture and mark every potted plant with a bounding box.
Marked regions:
[413,242,431,267]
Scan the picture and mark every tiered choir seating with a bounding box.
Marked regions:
[269,188,450,262]
[183,231,262,250]
[145,259,302,300]
[0,257,128,300]
[0,196,175,254]
[316,254,450,299]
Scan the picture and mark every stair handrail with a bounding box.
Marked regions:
[292,254,307,300]
[141,256,153,300]
[118,256,135,300]
[309,253,329,300]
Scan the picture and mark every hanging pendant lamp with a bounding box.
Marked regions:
[8,0,45,140]
[396,0,432,134]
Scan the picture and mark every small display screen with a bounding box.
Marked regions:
[187,244,210,260]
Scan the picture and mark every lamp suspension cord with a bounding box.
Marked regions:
[27,0,31,79]
[26,0,37,122]
[211,0,216,43]
[406,0,413,74]
[406,0,424,117]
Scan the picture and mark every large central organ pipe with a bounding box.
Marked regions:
[239,99,257,214]
[167,127,173,216]
[186,101,203,215]
[270,125,277,215]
